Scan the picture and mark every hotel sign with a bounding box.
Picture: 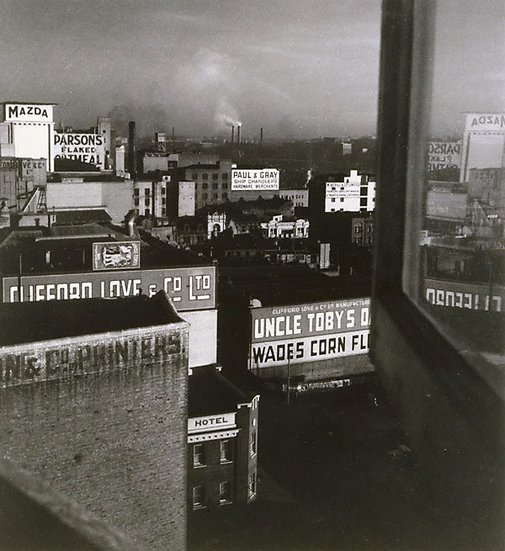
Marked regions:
[188,412,236,434]
[231,169,279,190]
[93,241,141,271]
[2,266,216,312]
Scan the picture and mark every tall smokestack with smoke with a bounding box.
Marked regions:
[231,125,235,144]
[128,121,136,178]
[237,123,241,145]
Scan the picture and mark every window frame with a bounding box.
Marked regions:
[372,0,504,519]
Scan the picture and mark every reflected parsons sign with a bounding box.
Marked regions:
[250,298,370,368]
[2,266,216,311]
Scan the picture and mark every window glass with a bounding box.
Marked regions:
[193,443,205,466]
[220,440,232,462]
[219,481,232,504]
[192,486,205,508]
[406,0,505,380]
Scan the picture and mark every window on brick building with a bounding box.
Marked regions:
[222,192,228,200]
[202,173,208,180]
[220,440,232,462]
[193,443,205,466]
[202,182,208,189]
[212,173,218,180]
[219,481,232,505]
[134,188,139,196]
[212,183,218,190]
[192,173,198,180]
[222,173,228,180]
[192,486,205,509]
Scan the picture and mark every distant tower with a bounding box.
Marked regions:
[128,121,136,178]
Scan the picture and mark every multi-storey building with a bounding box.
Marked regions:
[0,291,189,551]
[325,170,376,213]
[188,366,259,510]
[183,160,233,210]
[352,216,374,246]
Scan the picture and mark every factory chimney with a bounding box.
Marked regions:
[260,127,263,145]
[237,124,241,144]
[231,125,235,144]
[128,121,136,178]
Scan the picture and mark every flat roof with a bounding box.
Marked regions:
[0,291,183,347]
[0,225,213,276]
[188,366,254,417]
[220,266,370,306]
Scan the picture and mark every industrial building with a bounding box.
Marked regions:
[218,265,373,387]
[0,291,189,551]
[0,102,56,171]
[324,170,376,213]
[0,222,218,371]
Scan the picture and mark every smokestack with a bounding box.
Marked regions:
[260,127,263,145]
[128,121,136,178]
[237,124,241,144]
[231,125,235,144]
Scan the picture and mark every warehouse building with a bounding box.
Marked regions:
[0,222,217,371]
[219,265,373,387]
[0,291,189,551]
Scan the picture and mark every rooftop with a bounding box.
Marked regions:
[0,291,183,347]
[188,366,256,417]
[220,265,370,306]
[0,224,213,276]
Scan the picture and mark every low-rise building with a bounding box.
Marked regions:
[188,366,259,510]
[261,214,309,239]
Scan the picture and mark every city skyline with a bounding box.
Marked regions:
[1,0,504,138]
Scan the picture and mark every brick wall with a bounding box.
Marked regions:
[0,323,188,551]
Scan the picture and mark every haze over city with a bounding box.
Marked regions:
[1,0,502,139]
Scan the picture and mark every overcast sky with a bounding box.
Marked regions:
[0,1,503,139]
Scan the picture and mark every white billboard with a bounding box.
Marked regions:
[4,103,54,123]
[250,298,370,369]
[231,169,279,191]
[53,132,106,169]
[464,113,505,133]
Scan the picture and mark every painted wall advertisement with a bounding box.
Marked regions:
[249,298,370,369]
[231,169,279,190]
[427,141,461,172]
[53,132,106,168]
[2,266,216,311]
[0,329,182,388]
[424,278,504,312]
